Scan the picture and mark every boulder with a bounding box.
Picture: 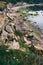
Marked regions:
[5,25,13,33]
[8,40,20,49]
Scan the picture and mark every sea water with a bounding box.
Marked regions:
[26,6,43,33]
[28,10,43,30]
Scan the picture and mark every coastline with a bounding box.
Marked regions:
[9,3,43,42]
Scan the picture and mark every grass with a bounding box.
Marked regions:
[18,9,28,18]
[14,31,24,37]
[0,46,19,65]
[0,45,43,65]
[0,39,43,65]
[18,39,27,48]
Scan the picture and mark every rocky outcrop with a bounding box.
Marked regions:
[4,25,13,33]
[8,40,20,49]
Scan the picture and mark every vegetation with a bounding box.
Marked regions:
[0,0,43,4]
[0,45,43,65]
[0,1,6,11]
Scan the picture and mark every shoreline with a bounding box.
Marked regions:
[10,4,43,42]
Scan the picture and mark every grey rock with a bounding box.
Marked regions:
[5,25,13,33]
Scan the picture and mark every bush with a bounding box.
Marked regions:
[0,1,6,11]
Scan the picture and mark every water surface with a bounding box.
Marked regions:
[26,6,43,32]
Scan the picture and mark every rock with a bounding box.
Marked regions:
[25,41,31,46]
[24,37,31,44]
[8,40,20,49]
[1,30,8,40]
[12,40,20,49]
[7,34,16,41]
[2,30,8,36]
[5,25,13,33]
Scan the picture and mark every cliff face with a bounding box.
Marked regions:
[0,2,43,65]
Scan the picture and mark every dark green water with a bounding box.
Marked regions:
[27,5,43,11]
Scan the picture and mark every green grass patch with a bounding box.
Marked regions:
[0,45,43,65]
[14,31,24,37]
